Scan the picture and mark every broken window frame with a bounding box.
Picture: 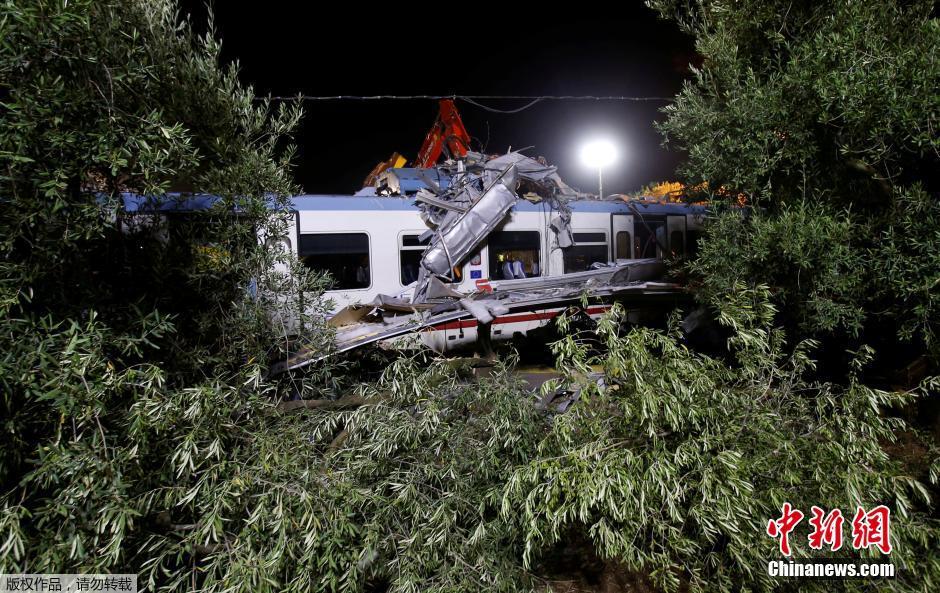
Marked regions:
[669,230,685,258]
[563,230,610,273]
[398,231,430,286]
[634,219,666,260]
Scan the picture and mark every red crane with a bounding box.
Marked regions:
[413,99,472,168]
[363,99,472,187]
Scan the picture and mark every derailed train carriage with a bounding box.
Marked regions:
[119,150,707,364]
[265,150,709,367]
[288,191,705,353]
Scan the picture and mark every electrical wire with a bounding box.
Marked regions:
[459,97,543,114]
[260,94,673,113]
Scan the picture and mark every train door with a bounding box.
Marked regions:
[666,215,687,258]
[634,217,665,259]
[611,214,634,260]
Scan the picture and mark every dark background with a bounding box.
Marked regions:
[180,2,696,195]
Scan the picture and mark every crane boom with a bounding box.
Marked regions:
[362,99,472,188]
[414,99,472,168]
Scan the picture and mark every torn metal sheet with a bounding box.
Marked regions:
[376,167,452,195]
[459,298,510,324]
[402,150,581,303]
[419,169,518,278]
[269,308,471,374]
[327,305,373,328]
[485,259,665,293]
[272,276,688,374]
[414,189,468,213]
[424,275,466,299]
[482,151,578,198]
[370,294,437,313]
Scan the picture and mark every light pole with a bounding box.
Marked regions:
[580,139,618,198]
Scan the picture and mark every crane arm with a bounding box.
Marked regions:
[414,99,471,168]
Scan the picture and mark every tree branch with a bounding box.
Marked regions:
[276,394,380,413]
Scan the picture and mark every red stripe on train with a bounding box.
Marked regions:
[428,306,611,332]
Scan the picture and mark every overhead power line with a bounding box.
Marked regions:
[260,94,673,113]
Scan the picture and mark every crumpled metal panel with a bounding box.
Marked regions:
[271,277,686,373]
[376,167,451,195]
[399,151,583,303]
[550,213,573,248]
[482,152,578,197]
[459,298,510,324]
[420,168,518,277]
[424,276,465,299]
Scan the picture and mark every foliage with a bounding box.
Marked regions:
[20,290,922,593]
[128,292,935,593]
[503,293,940,592]
[650,0,937,205]
[0,0,332,586]
[647,0,940,358]
[294,356,545,593]
[687,201,868,337]
[874,186,940,352]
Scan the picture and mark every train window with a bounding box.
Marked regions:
[399,234,461,285]
[615,231,632,259]
[488,231,541,280]
[399,233,430,285]
[634,220,665,259]
[564,232,609,273]
[670,230,685,257]
[401,235,429,248]
[299,233,370,290]
[574,232,606,243]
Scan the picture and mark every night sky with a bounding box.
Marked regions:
[180,2,696,195]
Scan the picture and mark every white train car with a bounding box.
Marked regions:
[286,194,706,352]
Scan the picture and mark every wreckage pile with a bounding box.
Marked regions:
[407,151,579,303]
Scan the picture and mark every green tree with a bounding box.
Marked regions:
[503,294,940,592]
[0,1,333,588]
[649,0,940,362]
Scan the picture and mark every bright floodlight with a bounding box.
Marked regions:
[580,139,618,198]
[580,139,618,169]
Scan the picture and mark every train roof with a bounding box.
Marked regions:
[119,193,222,212]
[119,193,706,216]
[287,194,705,215]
